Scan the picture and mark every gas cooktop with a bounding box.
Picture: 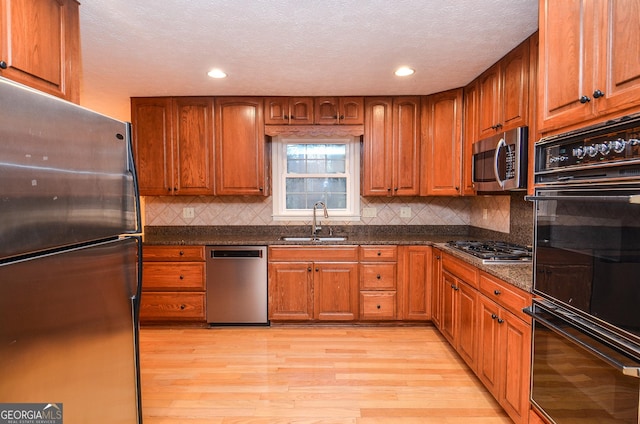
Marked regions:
[446,240,532,264]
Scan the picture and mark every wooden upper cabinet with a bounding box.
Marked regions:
[421,89,463,196]
[264,97,314,125]
[539,0,640,133]
[362,96,420,196]
[314,96,364,124]
[131,97,215,196]
[0,0,81,103]
[462,82,478,195]
[215,97,267,196]
[477,39,530,139]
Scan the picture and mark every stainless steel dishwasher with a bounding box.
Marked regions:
[206,246,268,325]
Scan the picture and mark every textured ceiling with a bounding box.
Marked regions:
[79,0,538,121]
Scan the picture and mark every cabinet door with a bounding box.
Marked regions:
[421,89,462,196]
[462,82,478,195]
[501,40,529,132]
[290,97,314,124]
[268,262,313,321]
[440,270,457,345]
[393,96,421,196]
[314,262,358,321]
[215,97,267,195]
[314,97,339,124]
[539,0,596,131]
[477,64,501,138]
[595,0,640,117]
[131,97,173,195]
[264,97,289,125]
[173,97,214,195]
[362,97,393,196]
[500,311,531,424]
[456,281,478,371]
[400,245,431,321]
[0,0,80,102]
[339,97,364,124]
[431,251,443,329]
[476,296,501,398]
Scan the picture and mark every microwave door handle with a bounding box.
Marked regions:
[525,306,640,378]
[493,138,507,188]
[525,194,640,204]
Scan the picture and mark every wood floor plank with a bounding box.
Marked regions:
[139,326,510,423]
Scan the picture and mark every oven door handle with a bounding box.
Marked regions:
[525,194,640,204]
[493,137,506,188]
[525,306,640,378]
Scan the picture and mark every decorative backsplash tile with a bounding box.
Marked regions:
[144,194,514,233]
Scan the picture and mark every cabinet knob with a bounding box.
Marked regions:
[579,95,591,104]
[0,61,6,70]
[307,267,312,272]
[339,115,345,120]
[497,318,504,324]
[593,89,604,99]
[493,289,501,295]
[491,314,498,320]
[315,267,319,272]
[259,187,263,191]
[284,115,289,119]
[376,304,381,309]
[179,275,184,280]
[376,274,381,279]
[435,256,441,260]
[180,304,186,310]
[179,250,184,255]
[377,251,381,256]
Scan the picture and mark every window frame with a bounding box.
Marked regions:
[271,136,360,221]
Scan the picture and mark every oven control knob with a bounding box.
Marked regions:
[572,147,585,159]
[598,142,611,155]
[585,145,598,157]
[612,138,626,153]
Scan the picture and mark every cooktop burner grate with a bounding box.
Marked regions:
[446,240,532,263]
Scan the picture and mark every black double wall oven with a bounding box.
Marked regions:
[526,115,640,424]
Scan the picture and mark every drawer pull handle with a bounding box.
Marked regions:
[493,290,501,295]
[376,304,381,309]
[376,274,381,279]
[377,251,381,256]
[180,304,186,310]
[179,250,184,256]
[179,275,184,280]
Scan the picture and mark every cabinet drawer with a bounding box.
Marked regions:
[360,292,397,320]
[269,246,358,262]
[143,263,205,290]
[143,245,205,261]
[140,292,206,321]
[442,252,478,288]
[360,263,397,290]
[479,272,531,322]
[360,245,398,261]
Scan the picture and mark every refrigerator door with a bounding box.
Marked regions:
[0,77,140,260]
[0,237,141,424]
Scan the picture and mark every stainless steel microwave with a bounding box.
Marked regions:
[472,126,528,192]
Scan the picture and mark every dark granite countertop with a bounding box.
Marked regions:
[144,225,533,293]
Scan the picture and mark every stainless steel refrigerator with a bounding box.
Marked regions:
[0,77,142,423]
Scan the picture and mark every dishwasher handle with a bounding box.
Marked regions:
[210,249,263,258]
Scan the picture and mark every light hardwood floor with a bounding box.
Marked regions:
[139,326,511,423]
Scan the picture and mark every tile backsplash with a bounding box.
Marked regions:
[144,194,527,237]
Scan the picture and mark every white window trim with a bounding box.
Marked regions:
[271,136,360,221]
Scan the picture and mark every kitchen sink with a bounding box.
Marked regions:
[279,236,348,242]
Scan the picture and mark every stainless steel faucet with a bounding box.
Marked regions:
[312,201,328,237]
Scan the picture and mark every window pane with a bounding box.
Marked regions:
[326,193,347,209]
[285,143,347,175]
[286,193,307,209]
[285,178,305,193]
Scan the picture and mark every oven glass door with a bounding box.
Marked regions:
[532,185,640,342]
[530,301,640,424]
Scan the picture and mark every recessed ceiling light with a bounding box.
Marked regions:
[207,69,227,79]
[394,67,415,77]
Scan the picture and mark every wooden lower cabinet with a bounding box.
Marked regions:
[359,246,398,321]
[268,246,359,322]
[434,251,532,424]
[399,245,432,320]
[140,245,206,323]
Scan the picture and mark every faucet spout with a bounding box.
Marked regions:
[312,201,329,237]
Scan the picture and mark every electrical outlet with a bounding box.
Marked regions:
[183,207,195,219]
[400,207,412,218]
[362,207,377,218]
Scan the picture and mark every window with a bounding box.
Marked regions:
[272,137,360,220]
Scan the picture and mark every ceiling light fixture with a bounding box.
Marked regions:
[207,69,227,79]
[394,67,415,77]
